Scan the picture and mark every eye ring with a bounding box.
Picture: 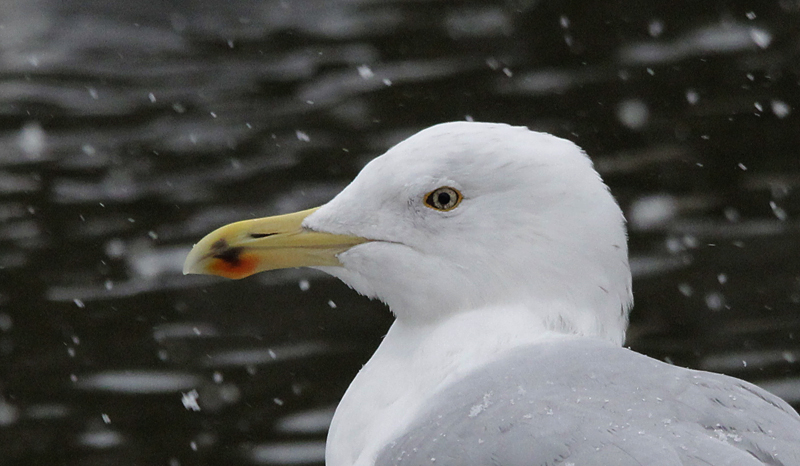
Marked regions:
[424,187,462,211]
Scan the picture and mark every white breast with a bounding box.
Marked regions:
[325,305,565,466]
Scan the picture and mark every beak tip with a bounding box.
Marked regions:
[182,247,203,276]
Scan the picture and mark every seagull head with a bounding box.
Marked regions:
[184,122,632,344]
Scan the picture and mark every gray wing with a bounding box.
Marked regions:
[376,339,800,466]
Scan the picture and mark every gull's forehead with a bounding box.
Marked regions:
[382,123,587,170]
[353,122,589,195]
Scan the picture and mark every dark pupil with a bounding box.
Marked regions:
[437,191,451,207]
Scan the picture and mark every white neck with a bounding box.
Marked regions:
[325,304,575,466]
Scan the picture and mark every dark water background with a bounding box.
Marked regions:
[1,0,799,464]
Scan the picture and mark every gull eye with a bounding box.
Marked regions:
[424,187,462,211]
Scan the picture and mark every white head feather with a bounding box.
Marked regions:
[305,121,632,345]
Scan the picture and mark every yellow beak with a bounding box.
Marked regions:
[183,207,368,280]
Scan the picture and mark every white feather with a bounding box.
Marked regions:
[302,122,633,466]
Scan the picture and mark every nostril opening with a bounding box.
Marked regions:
[250,233,276,239]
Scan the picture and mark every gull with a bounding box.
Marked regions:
[184,122,800,466]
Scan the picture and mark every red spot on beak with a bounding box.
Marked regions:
[208,253,259,279]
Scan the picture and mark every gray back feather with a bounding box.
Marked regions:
[377,340,800,466]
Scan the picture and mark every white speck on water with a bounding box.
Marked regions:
[210,112,217,118]
[465,115,474,122]
[247,441,326,464]
[746,11,757,19]
[306,100,314,105]
[227,39,234,48]
[617,99,649,130]
[769,201,788,221]
[275,406,336,435]
[77,428,124,448]
[382,78,392,86]
[783,351,797,363]
[717,273,728,285]
[70,374,78,382]
[87,87,99,99]
[749,28,771,48]
[67,347,76,357]
[148,231,158,240]
[73,299,85,309]
[705,291,724,311]
[75,371,201,394]
[686,89,699,104]
[246,122,252,128]
[701,134,710,140]
[559,15,570,28]
[296,130,310,142]
[754,102,763,112]
[646,68,655,75]
[18,121,46,159]
[629,194,677,229]
[502,67,513,77]
[327,300,337,309]
[678,283,693,297]
[357,65,374,79]
[648,19,664,37]
[172,103,186,113]
[742,360,747,367]
[299,279,310,291]
[771,100,791,118]
[724,207,740,222]
[182,390,201,411]
[148,93,156,103]
[0,314,12,332]
[190,441,198,451]
[682,235,699,248]
[268,348,277,359]
[102,413,111,424]
[213,372,223,383]
[105,239,126,258]
[0,400,20,426]
[273,398,284,406]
